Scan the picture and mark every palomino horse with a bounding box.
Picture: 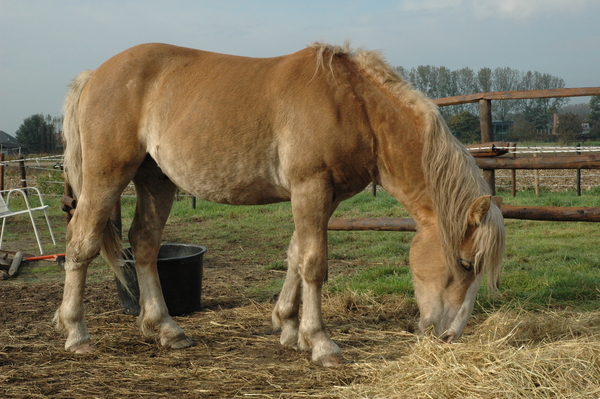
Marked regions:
[57,42,505,367]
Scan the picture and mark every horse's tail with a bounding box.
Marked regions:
[63,70,94,197]
[63,70,128,288]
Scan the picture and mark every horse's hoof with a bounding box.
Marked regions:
[67,340,95,354]
[314,354,346,367]
[280,340,299,350]
[164,334,195,349]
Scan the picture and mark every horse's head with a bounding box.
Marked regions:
[409,195,505,343]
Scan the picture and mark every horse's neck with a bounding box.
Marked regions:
[366,101,436,224]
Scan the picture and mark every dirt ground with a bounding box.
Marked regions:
[0,221,420,398]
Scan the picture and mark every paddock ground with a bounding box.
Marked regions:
[0,250,421,398]
[1,245,599,398]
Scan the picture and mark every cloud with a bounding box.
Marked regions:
[399,0,463,12]
[473,0,595,20]
[398,0,596,20]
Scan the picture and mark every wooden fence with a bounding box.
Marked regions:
[329,87,600,231]
[434,87,600,193]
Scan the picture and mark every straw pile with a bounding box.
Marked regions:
[335,307,600,398]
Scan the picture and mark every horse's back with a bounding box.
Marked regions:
[77,43,374,204]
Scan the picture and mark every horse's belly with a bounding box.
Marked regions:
[161,163,290,206]
[191,180,290,205]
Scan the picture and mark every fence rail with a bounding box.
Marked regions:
[431,87,600,106]
[328,203,600,232]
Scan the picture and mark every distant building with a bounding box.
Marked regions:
[0,130,21,155]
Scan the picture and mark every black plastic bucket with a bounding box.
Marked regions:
[115,243,207,316]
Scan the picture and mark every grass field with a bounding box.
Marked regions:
[2,183,600,398]
[6,185,600,311]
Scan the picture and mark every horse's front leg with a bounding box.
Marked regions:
[272,232,301,348]
[284,182,344,367]
[296,239,344,367]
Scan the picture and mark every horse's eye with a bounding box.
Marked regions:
[459,259,473,272]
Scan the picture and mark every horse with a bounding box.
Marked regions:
[56,42,505,367]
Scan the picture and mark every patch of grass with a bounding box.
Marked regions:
[264,259,287,271]
[328,264,414,297]
[9,187,600,312]
[246,277,285,302]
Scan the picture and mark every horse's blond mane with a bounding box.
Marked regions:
[310,42,434,115]
[310,42,504,287]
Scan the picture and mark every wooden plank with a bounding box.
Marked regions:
[475,154,600,169]
[327,205,600,232]
[501,205,600,222]
[327,218,417,231]
[433,87,600,106]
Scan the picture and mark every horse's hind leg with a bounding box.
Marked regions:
[55,181,129,353]
[129,157,193,349]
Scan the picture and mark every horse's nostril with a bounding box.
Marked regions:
[442,331,456,344]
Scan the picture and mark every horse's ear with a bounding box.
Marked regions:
[467,195,492,226]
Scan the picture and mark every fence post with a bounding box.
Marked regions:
[0,153,4,191]
[576,143,581,196]
[19,156,26,189]
[510,143,517,197]
[479,99,495,194]
[534,149,539,197]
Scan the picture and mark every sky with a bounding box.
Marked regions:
[1,0,599,136]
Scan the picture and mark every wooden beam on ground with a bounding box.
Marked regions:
[500,205,600,222]
[474,154,600,169]
[327,205,600,231]
[327,218,417,231]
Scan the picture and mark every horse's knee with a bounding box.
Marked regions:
[299,256,327,283]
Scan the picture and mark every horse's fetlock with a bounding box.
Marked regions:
[53,309,65,332]
[138,312,161,338]
[272,309,282,330]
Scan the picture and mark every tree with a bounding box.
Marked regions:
[446,111,480,144]
[492,67,521,121]
[588,96,600,138]
[396,64,566,128]
[555,112,584,144]
[477,67,493,92]
[517,71,567,129]
[509,114,539,142]
[15,114,60,153]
